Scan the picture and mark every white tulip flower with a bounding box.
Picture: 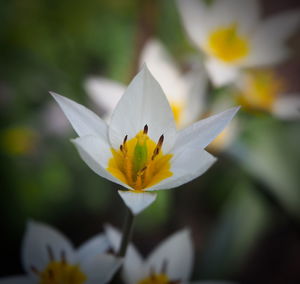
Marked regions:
[235,69,300,119]
[0,221,121,284]
[177,0,300,86]
[105,225,236,284]
[85,39,207,129]
[52,66,238,215]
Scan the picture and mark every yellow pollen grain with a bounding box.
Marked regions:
[207,23,249,63]
[237,70,284,112]
[39,261,86,284]
[107,130,173,191]
[137,273,171,284]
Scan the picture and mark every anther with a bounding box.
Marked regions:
[30,265,39,275]
[151,135,164,160]
[157,134,164,147]
[46,245,54,261]
[120,145,123,152]
[61,250,66,264]
[143,124,148,134]
[123,135,128,144]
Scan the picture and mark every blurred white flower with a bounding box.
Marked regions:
[52,66,238,214]
[85,39,207,129]
[0,221,121,284]
[235,69,300,119]
[177,0,300,86]
[105,225,236,284]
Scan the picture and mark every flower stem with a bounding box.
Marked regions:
[117,208,135,257]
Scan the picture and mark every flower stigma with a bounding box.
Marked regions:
[107,125,173,191]
[31,246,87,284]
[207,23,249,63]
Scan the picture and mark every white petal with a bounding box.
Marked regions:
[51,92,107,138]
[205,59,240,87]
[176,0,210,47]
[140,38,187,103]
[84,77,125,121]
[104,225,145,284]
[76,234,110,262]
[118,190,157,215]
[22,221,74,275]
[247,10,300,66]
[72,135,130,189]
[149,149,216,191]
[109,66,176,153]
[145,229,194,282]
[81,254,122,284]
[182,66,207,126]
[175,107,239,151]
[272,94,300,120]
[0,276,32,284]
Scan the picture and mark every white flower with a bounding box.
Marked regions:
[177,0,300,86]
[0,221,121,284]
[235,69,300,119]
[85,38,207,128]
[52,66,238,215]
[105,225,236,284]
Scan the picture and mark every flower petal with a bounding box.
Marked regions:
[205,59,240,86]
[272,94,300,120]
[51,92,107,138]
[80,254,122,284]
[176,0,209,47]
[149,149,216,191]
[84,77,125,121]
[246,10,300,66]
[139,38,187,103]
[0,276,32,284]
[72,135,130,189]
[76,234,110,263]
[22,220,74,275]
[118,190,157,215]
[104,225,145,284]
[145,229,193,282]
[109,65,176,153]
[175,107,239,151]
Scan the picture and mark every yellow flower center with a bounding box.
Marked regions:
[237,70,284,112]
[38,261,87,284]
[107,125,173,191]
[137,273,173,284]
[207,23,249,63]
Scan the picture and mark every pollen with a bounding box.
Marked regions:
[107,125,173,191]
[237,70,284,112]
[207,23,249,63]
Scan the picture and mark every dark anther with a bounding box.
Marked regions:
[157,134,164,147]
[61,250,66,264]
[123,135,128,144]
[30,265,39,275]
[120,145,123,152]
[161,258,168,273]
[143,124,148,134]
[46,245,54,261]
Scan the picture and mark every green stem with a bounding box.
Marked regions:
[117,208,135,257]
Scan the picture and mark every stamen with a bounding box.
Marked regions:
[61,250,66,264]
[161,259,168,274]
[152,134,164,160]
[123,135,128,145]
[31,265,39,275]
[46,245,54,261]
[143,124,148,134]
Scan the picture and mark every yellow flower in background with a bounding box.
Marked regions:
[1,127,38,156]
[0,221,121,284]
[236,70,300,119]
[53,66,238,214]
[177,0,300,86]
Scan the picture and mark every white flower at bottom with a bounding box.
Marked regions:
[104,225,236,284]
[52,66,239,215]
[0,221,121,284]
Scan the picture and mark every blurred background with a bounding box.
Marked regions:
[1,0,300,283]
